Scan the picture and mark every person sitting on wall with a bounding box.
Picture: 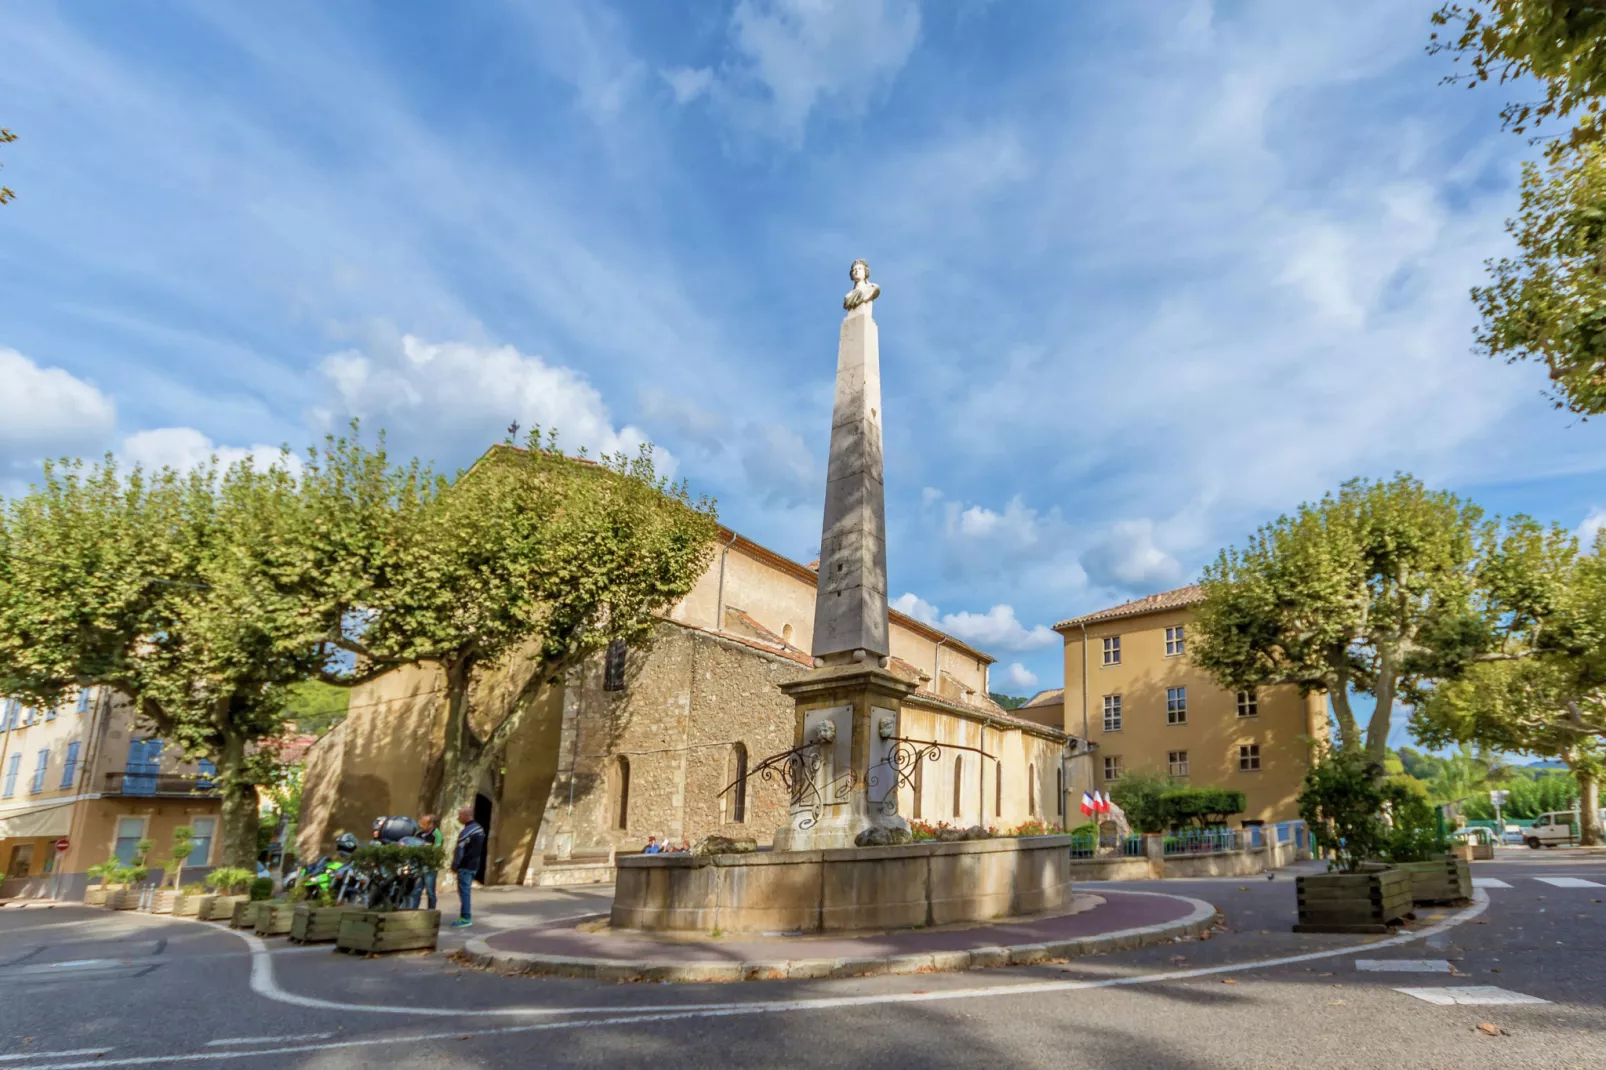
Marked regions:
[642,836,662,854]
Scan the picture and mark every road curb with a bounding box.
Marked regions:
[454,894,1220,983]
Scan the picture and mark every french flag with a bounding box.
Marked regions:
[1080,791,1095,817]
[1094,790,1111,814]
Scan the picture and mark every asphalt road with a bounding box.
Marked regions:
[2,852,1603,1070]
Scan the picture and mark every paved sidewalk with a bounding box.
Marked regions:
[460,888,1219,982]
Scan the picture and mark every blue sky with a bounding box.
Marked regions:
[2,1,1603,744]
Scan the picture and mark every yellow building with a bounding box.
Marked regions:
[0,688,222,899]
[1055,585,1327,827]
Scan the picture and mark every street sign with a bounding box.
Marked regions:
[54,837,70,852]
[1489,790,1509,806]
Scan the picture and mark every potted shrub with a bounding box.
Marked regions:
[104,840,152,910]
[203,867,254,921]
[1372,782,1470,906]
[1294,749,1413,933]
[83,859,118,907]
[147,827,196,914]
[289,888,351,944]
[335,842,446,954]
[173,883,214,918]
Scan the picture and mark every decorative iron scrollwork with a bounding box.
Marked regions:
[868,737,997,815]
[719,740,838,831]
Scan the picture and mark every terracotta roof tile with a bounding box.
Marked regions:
[1022,687,1064,708]
[1053,584,1205,630]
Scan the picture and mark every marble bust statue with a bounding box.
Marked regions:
[843,259,880,312]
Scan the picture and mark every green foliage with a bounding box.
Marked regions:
[350,842,446,875]
[0,126,14,205]
[1158,787,1246,829]
[181,883,208,895]
[1110,771,1174,834]
[205,866,254,894]
[988,692,1028,710]
[166,826,196,891]
[248,877,274,901]
[1381,778,1450,863]
[1298,748,1394,873]
[85,859,119,886]
[1194,475,1494,759]
[1460,769,1582,819]
[284,680,349,736]
[1430,2,1606,158]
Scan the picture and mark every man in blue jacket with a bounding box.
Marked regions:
[451,805,485,928]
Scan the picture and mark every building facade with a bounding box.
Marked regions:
[1056,586,1327,826]
[0,688,223,899]
[298,530,1070,884]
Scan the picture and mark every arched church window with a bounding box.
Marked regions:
[615,756,631,830]
[1029,763,1037,817]
[952,756,963,819]
[729,743,748,824]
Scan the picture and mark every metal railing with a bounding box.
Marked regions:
[1162,828,1242,855]
[103,772,220,797]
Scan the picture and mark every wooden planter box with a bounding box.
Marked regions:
[254,902,296,936]
[147,890,177,914]
[230,899,260,928]
[289,904,351,944]
[1395,857,1472,905]
[1294,869,1414,933]
[207,894,248,921]
[336,910,441,954]
[173,893,213,918]
[84,887,108,907]
[1451,843,1495,862]
[107,889,138,910]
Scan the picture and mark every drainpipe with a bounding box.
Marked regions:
[714,530,740,632]
[1079,622,1090,745]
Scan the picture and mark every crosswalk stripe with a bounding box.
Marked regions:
[1532,876,1604,889]
[1356,959,1452,973]
[1395,986,1550,1006]
[1471,878,1511,889]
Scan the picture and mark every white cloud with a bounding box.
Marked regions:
[921,488,1087,592]
[662,66,714,104]
[317,334,674,477]
[1003,662,1039,690]
[0,347,116,468]
[1578,507,1606,550]
[739,421,818,506]
[891,591,939,625]
[120,427,300,475]
[1080,519,1184,591]
[935,604,1058,652]
[689,0,921,143]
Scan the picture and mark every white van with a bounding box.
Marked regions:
[1525,809,1606,848]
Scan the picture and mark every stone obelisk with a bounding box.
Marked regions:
[774,260,914,852]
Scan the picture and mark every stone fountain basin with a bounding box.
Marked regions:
[611,834,1076,934]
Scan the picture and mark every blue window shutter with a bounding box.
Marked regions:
[61,741,80,789]
[1,753,19,797]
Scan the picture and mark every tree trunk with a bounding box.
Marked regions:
[1578,768,1603,847]
[216,729,261,870]
[1329,652,1360,752]
[1365,644,1398,764]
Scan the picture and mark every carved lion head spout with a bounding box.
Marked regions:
[813,719,837,744]
[877,715,896,740]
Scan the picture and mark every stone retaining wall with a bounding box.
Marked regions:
[612,834,1075,933]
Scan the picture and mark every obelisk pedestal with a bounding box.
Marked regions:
[774,260,912,852]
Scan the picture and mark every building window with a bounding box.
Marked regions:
[61,741,80,789]
[912,756,924,819]
[952,756,963,819]
[1103,756,1123,782]
[995,763,1002,817]
[1102,694,1122,732]
[124,739,163,795]
[1165,625,1185,657]
[1057,766,1065,815]
[29,748,48,794]
[1,753,18,797]
[1166,687,1187,725]
[1101,636,1121,666]
[728,744,748,824]
[1028,763,1037,816]
[6,843,34,879]
[113,817,146,864]
[614,756,631,830]
[76,687,92,714]
[603,640,628,691]
[196,759,217,790]
[1236,690,1258,718]
[45,702,57,721]
[21,706,35,727]
[1239,744,1261,772]
[0,698,14,730]
[187,817,217,868]
[1168,750,1190,778]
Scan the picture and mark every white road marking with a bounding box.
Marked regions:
[1395,985,1550,1006]
[0,1050,112,1063]
[1355,959,1452,973]
[1532,876,1604,888]
[1471,878,1511,889]
[204,1034,335,1047]
[0,891,1495,1070]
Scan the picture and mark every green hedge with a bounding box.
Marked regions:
[1159,787,1246,829]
